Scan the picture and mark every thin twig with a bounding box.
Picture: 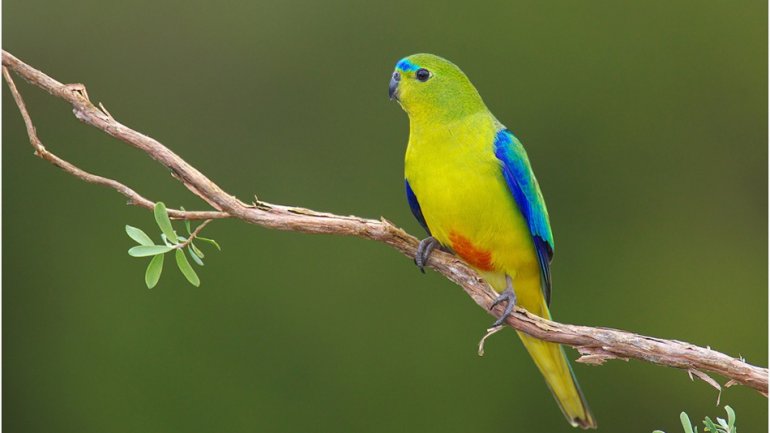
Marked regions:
[3,49,767,396]
[1,66,227,221]
[177,219,213,249]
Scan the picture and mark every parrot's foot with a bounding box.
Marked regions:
[414,236,440,273]
[489,278,517,327]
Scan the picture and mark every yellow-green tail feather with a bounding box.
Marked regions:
[517,296,596,429]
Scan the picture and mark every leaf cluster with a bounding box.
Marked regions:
[126,203,220,288]
[654,406,737,433]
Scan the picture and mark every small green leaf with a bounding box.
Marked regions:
[725,406,735,430]
[196,236,221,250]
[154,202,178,243]
[145,253,164,288]
[175,249,200,286]
[188,246,204,266]
[716,418,728,429]
[681,412,695,433]
[190,242,205,259]
[125,225,154,246]
[181,207,192,234]
[128,245,174,257]
[703,417,719,433]
[652,430,665,433]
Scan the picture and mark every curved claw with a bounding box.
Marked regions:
[489,286,517,327]
[414,236,440,273]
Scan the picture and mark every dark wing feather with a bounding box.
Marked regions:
[493,129,554,304]
[405,179,430,235]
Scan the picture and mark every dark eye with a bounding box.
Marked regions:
[415,68,431,82]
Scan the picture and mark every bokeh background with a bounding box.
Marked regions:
[3,0,767,432]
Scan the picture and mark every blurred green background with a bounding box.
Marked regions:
[3,0,767,432]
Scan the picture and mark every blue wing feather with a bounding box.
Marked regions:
[493,129,554,304]
[405,179,431,235]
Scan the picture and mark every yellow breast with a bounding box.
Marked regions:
[404,114,539,279]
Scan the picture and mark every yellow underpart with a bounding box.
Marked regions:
[405,112,595,429]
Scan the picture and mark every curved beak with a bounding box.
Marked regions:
[389,71,400,100]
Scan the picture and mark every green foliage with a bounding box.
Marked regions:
[195,236,221,250]
[128,245,174,257]
[145,254,164,289]
[153,202,178,243]
[175,249,200,287]
[125,225,154,246]
[654,406,737,433]
[126,202,220,288]
[188,247,204,266]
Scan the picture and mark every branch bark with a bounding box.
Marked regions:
[3,49,767,396]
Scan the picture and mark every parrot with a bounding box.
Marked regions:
[389,53,596,429]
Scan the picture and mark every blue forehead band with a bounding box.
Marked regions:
[396,58,419,72]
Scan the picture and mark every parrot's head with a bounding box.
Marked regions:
[389,53,487,121]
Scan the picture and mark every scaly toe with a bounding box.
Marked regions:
[490,288,517,327]
[415,236,439,273]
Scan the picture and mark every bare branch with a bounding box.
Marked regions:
[3,49,767,396]
[1,65,227,220]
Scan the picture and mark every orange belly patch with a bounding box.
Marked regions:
[448,232,494,271]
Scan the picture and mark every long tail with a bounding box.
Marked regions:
[517,289,596,429]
